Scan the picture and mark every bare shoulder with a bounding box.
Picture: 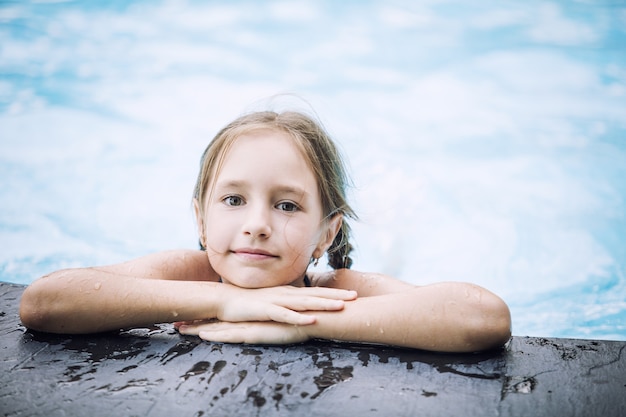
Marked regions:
[97,249,218,282]
[309,269,415,296]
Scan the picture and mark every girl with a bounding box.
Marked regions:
[19,110,511,352]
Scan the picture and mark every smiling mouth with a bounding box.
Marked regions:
[232,249,278,261]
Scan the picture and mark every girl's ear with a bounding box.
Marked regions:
[193,198,206,247]
[313,213,343,259]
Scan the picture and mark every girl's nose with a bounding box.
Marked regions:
[243,205,272,239]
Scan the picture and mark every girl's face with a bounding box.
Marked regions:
[197,129,341,288]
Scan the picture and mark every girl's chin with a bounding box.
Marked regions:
[222,279,267,289]
[219,274,304,288]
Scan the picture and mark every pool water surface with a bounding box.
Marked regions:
[1,0,625,341]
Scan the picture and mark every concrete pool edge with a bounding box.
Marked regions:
[1,281,624,416]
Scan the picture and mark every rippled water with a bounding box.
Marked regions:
[1,1,625,340]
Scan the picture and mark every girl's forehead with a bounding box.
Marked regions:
[214,129,316,184]
[222,129,307,164]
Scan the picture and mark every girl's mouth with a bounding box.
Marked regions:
[232,248,278,261]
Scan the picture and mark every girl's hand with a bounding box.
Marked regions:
[216,285,357,326]
[178,320,310,345]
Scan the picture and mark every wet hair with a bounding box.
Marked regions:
[193,110,356,269]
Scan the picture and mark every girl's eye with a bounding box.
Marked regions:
[223,195,244,206]
[276,201,299,212]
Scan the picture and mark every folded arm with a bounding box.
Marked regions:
[181,270,512,353]
[19,250,356,334]
[307,281,511,352]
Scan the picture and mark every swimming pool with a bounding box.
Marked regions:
[1,0,625,341]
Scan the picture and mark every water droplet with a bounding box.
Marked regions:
[514,379,534,394]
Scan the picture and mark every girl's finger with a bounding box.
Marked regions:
[177,324,200,335]
[199,328,247,344]
[198,322,308,345]
[266,305,316,326]
[281,297,346,312]
[284,287,357,300]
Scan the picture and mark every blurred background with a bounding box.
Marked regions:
[1,0,625,340]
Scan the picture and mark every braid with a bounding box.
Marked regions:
[327,222,354,269]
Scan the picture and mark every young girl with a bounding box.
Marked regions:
[19,110,511,352]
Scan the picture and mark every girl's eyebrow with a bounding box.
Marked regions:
[215,180,310,198]
[214,180,246,190]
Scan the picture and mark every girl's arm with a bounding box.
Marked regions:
[180,269,511,352]
[306,281,511,352]
[316,269,511,351]
[19,250,356,334]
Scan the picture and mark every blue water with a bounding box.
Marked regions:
[1,0,625,341]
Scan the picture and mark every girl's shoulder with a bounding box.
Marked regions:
[309,269,416,296]
[99,249,218,282]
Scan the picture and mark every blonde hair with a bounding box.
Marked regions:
[193,111,356,269]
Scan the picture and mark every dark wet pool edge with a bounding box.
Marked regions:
[1,281,624,416]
